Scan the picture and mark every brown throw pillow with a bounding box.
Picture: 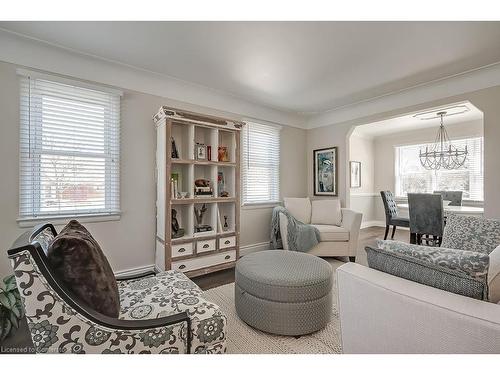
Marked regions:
[47,220,120,318]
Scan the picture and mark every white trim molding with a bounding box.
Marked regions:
[4,27,500,131]
[361,220,386,229]
[0,29,305,129]
[307,61,500,129]
[350,192,379,197]
[240,242,271,256]
[17,213,121,228]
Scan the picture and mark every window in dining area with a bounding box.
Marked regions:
[395,137,483,201]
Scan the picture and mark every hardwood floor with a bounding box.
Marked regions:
[1,226,409,352]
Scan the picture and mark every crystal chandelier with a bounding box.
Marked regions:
[419,111,468,170]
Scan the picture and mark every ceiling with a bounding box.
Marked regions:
[353,102,483,138]
[2,22,500,115]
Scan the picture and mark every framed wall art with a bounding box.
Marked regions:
[350,161,361,188]
[313,147,338,196]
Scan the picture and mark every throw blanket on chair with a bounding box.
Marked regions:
[271,206,320,252]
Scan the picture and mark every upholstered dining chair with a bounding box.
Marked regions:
[408,193,445,246]
[380,191,410,240]
[433,190,463,206]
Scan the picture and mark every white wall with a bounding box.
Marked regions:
[348,134,376,224]
[306,122,352,206]
[0,60,307,277]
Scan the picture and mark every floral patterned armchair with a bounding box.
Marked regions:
[8,224,227,354]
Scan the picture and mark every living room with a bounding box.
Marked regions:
[2,2,500,373]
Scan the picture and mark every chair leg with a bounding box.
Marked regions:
[417,234,423,245]
[410,232,417,244]
[349,256,356,262]
[391,226,397,239]
[384,225,390,240]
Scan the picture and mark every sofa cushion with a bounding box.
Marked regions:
[441,214,500,254]
[366,240,490,300]
[47,220,120,318]
[311,199,342,226]
[311,224,349,242]
[284,197,311,224]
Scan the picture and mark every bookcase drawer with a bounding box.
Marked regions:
[171,242,193,258]
[196,238,216,253]
[172,250,236,273]
[219,236,236,249]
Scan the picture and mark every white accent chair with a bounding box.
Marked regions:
[279,197,362,261]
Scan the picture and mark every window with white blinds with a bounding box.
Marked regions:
[241,122,281,205]
[395,137,483,201]
[19,73,121,220]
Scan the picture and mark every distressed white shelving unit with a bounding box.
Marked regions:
[153,106,244,277]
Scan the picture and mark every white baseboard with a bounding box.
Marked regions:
[114,264,155,278]
[361,220,385,229]
[240,241,271,256]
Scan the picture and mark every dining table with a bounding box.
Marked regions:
[397,203,484,216]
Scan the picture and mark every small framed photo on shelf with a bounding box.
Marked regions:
[350,161,361,188]
[218,146,229,162]
[195,143,207,160]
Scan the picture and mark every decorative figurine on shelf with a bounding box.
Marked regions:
[207,145,212,161]
[218,146,229,162]
[194,204,212,233]
[171,209,185,239]
[171,137,179,159]
[194,178,213,197]
[223,215,229,231]
[217,171,230,197]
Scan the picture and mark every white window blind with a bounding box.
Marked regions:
[19,73,121,220]
[395,137,483,201]
[241,122,280,205]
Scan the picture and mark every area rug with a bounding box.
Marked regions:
[202,259,344,354]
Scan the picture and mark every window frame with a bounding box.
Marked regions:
[17,70,122,226]
[241,121,281,207]
[394,136,484,202]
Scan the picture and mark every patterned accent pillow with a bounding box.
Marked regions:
[441,214,500,254]
[376,239,489,280]
[47,220,120,317]
[366,245,488,300]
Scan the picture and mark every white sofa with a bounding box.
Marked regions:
[279,197,362,260]
[337,263,500,353]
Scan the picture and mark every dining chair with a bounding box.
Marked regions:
[408,193,445,246]
[433,190,463,206]
[380,191,410,240]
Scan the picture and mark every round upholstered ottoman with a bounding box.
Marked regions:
[235,250,332,336]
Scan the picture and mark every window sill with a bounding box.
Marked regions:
[17,213,121,228]
[241,202,281,210]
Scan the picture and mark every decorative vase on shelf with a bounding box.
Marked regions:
[223,215,229,231]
